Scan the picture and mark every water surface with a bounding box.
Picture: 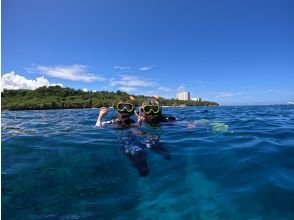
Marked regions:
[2,106,294,219]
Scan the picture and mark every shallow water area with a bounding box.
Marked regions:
[2,106,294,219]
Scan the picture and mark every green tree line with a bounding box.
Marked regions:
[1,86,219,111]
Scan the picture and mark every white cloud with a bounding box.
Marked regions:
[108,74,174,96]
[118,87,136,93]
[215,92,241,98]
[113,66,130,70]
[264,89,273,93]
[144,90,158,96]
[28,64,105,82]
[157,86,171,92]
[240,96,251,99]
[110,75,157,87]
[177,84,187,92]
[1,71,63,91]
[264,89,283,93]
[92,90,97,92]
[138,66,153,71]
[83,88,88,92]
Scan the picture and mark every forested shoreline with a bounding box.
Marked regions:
[1,86,219,111]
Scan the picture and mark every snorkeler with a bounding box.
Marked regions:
[95,96,150,176]
[137,96,176,125]
[95,96,136,127]
[136,96,175,159]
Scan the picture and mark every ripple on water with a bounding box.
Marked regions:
[2,106,294,219]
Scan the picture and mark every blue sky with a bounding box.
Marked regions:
[2,0,294,105]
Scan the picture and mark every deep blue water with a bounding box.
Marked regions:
[2,106,294,219]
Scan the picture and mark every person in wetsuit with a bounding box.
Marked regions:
[95,96,150,176]
[137,96,176,125]
[136,96,176,159]
[95,96,136,127]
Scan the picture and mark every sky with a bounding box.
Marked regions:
[2,0,294,105]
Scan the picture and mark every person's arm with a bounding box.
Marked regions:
[95,107,109,126]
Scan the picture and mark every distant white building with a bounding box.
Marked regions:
[192,97,202,101]
[176,91,190,100]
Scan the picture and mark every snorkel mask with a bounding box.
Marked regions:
[114,96,136,125]
[142,96,162,115]
[116,96,135,114]
[117,102,134,113]
[142,105,160,115]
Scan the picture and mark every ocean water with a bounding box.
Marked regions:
[2,106,294,220]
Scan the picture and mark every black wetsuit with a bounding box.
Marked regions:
[111,113,150,177]
[111,112,136,127]
[142,112,176,124]
[118,134,149,176]
[105,110,173,176]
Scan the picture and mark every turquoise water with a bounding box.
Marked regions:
[2,106,294,219]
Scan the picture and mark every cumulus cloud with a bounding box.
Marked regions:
[83,88,88,92]
[1,71,63,91]
[215,92,241,98]
[138,66,153,71]
[113,66,130,70]
[27,64,105,82]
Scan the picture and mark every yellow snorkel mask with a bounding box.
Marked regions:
[116,96,135,113]
[142,104,160,114]
[142,96,161,115]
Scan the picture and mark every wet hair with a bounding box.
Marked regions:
[142,97,161,107]
[119,98,130,103]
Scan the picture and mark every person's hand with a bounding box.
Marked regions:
[95,107,109,127]
[98,107,108,121]
[134,108,144,124]
[100,107,108,115]
[137,115,145,124]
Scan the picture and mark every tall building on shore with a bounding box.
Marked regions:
[176,91,190,100]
